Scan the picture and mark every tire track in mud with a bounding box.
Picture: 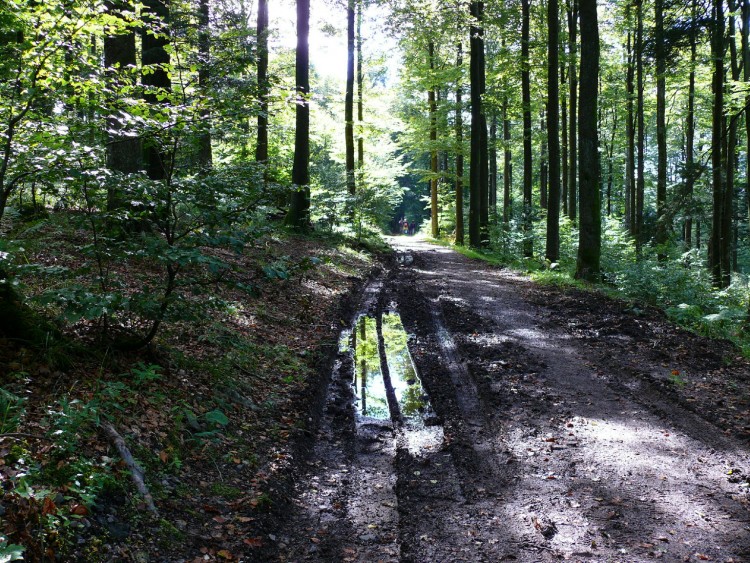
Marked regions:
[276,238,750,563]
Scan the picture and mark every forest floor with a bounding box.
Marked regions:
[5,232,750,562]
[267,235,750,563]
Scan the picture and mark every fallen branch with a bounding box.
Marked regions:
[100,422,158,515]
[0,432,53,441]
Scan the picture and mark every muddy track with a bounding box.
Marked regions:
[271,238,750,563]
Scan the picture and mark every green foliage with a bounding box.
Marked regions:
[0,538,25,563]
[0,388,24,434]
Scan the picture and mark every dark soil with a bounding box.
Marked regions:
[270,236,750,563]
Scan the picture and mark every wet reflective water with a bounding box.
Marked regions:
[351,312,431,423]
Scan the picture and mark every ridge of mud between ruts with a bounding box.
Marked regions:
[270,237,750,563]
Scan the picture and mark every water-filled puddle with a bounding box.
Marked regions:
[351,312,431,423]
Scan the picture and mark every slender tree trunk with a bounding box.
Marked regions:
[469,1,487,247]
[567,0,579,223]
[522,0,533,257]
[625,25,635,236]
[743,0,750,246]
[345,0,356,196]
[256,0,269,181]
[576,0,600,281]
[489,113,498,217]
[286,0,311,229]
[683,0,697,249]
[429,42,439,239]
[105,0,141,210]
[141,0,171,181]
[197,0,212,174]
[503,95,511,225]
[636,0,645,253]
[710,0,727,286]
[357,0,364,172]
[726,2,740,282]
[606,106,617,217]
[655,0,668,258]
[455,42,465,245]
[546,0,561,262]
[540,109,548,209]
[561,61,569,216]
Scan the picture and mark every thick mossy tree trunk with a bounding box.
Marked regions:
[575,0,600,281]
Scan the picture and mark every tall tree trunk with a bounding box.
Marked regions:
[561,61,569,216]
[625,24,636,236]
[726,2,740,280]
[546,0,561,262]
[503,94,512,225]
[197,0,212,174]
[636,0,645,253]
[576,0,600,281]
[256,0,269,181]
[567,0,579,223]
[522,0,533,257]
[357,0,364,172]
[710,0,727,286]
[455,42,465,245]
[540,109,548,209]
[429,41,439,239]
[682,0,698,250]
[105,0,141,210]
[286,0,311,229]
[345,0,356,196]
[469,1,487,247]
[489,113,498,217]
[141,0,171,181]
[743,0,750,248]
[655,0,668,258]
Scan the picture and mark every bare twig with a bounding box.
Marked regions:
[100,422,158,515]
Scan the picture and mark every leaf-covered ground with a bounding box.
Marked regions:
[0,221,379,562]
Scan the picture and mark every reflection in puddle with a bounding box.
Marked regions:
[353,316,389,418]
[352,313,432,423]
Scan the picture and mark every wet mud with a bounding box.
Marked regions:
[273,237,750,563]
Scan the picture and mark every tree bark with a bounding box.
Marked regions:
[710,0,727,287]
[455,42,465,245]
[256,0,269,182]
[197,0,212,174]
[357,0,364,172]
[503,95,512,225]
[104,0,141,210]
[469,1,487,247]
[567,0,579,223]
[655,0,668,258]
[286,0,311,229]
[141,0,171,181]
[429,41,439,239]
[522,0,533,257]
[345,0,356,196]
[635,0,645,253]
[540,109,548,210]
[575,0,600,281]
[625,24,636,236]
[546,0,561,262]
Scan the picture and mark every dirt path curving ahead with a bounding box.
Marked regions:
[274,236,750,563]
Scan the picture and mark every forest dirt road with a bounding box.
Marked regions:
[273,236,750,563]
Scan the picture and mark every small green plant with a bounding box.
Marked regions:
[668,370,686,387]
[0,388,24,434]
[0,537,25,562]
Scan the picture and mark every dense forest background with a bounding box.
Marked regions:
[2,0,750,351]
